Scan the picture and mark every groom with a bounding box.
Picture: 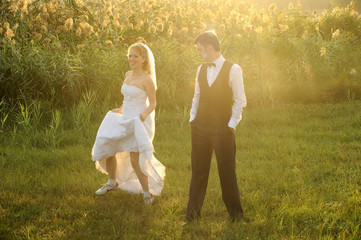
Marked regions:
[184,31,247,225]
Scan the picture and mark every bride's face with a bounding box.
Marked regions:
[128,48,145,70]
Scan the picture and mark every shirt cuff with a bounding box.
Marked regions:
[189,114,196,122]
[228,118,239,130]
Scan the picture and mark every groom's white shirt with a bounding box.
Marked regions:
[189,55,247,129]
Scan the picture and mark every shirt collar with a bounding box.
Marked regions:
[212,55,225,68]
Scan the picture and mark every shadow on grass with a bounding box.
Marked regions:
[65,188,158,239]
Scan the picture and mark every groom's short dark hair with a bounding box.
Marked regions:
[194,31,220,52]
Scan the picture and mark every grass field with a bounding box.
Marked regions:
[1,102,360,239]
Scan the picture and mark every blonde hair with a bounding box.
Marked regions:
[128,43,151,74]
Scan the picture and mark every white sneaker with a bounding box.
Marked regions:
[95,182,118,195]
[143,192,154,204]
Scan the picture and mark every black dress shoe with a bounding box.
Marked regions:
[231,215,248,225]
[182,219,192,227]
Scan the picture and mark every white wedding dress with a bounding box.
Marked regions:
[91,83,165,196]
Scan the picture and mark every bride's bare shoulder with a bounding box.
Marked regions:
[142,74,155,88]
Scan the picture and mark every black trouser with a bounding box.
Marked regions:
[186,124,243,220]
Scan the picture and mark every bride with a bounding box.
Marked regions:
[91,42,165,204]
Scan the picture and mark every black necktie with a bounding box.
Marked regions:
[205,62,216,68]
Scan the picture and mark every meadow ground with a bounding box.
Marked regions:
[1,102,360,239]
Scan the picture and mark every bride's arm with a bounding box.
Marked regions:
[139,77,156,121]
[111,105,123,113]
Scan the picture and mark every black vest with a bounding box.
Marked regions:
[194,60,234,127]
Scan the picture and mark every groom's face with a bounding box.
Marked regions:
[196,42,212,62]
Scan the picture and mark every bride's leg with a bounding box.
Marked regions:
[106,156,117,180]
[95,156,118,195]
[130,152,149,192]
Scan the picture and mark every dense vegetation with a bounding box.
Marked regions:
[1,0,360,114]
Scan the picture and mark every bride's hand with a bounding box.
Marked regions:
[139,113,148,121]
[111,108,122,113]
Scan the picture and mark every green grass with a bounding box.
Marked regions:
[1,102,361,239]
